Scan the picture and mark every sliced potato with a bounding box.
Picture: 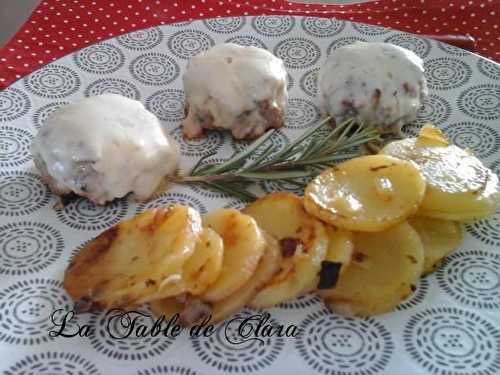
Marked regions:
[415,123,450,147]
[381,124,500,221]
[243,192,329,308]
[324,226,353,271]
[322,221,424,316]
[64,205,202,309]
[310,227,353,294]
[183,228,224,295]
[201,209,266,302]
[304,155,426,232]
[211,232,281,323]
[408,216,463,275]
[151,233,281,326]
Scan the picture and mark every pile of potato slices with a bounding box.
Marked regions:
[64,124,499,322]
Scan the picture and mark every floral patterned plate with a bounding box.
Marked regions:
[0,16,499,375]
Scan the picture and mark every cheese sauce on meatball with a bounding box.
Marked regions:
[182,43,288,139]
[318,42,428,133]
[31,94,179,205]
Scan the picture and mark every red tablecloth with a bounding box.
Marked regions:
[0,0,499,90]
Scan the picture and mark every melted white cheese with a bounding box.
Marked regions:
[31,94,179,204]
[182,43,287,138]
[318,42,428,132]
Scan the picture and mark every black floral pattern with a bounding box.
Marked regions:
[0,126,33,168]
[74,43,125,74]
[252,15,295,37]
[437,250,500,310]
[404,307,500,374]
[24,64,81,98]
[301,17,345,37]
[5,352,101,375]
[442,121,500,159]
[191,310,285,372]
[56,197,129,231]
[0,87,31,122]
[297,309,394,375]
[225,35,267,49]
[117,27,163,50]
[425,57,472,90]
[84,78,140,99]
[0,278,74,345]
[0,222,63,275]
[204,17,246,34]
[0,171,51,216]
[32,101,69,128]
[146,89,185,122]
[167,30,214,60]
[458,84,500,121]
[384,33,431,58]
[274,37,321,69]
[130,53,180,86]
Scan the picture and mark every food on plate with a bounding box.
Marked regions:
[304,154,426,232]
[305,226,353,293]
[381,124,500,221]
[200,208,267,302]
[182,228,224,295]
[210,232,281,323]
[31,94,179,205]
[323,227,353,274]
[320,221,424,316]
[408,216,463,275]
[152,232,282,326]
[64,205,202,310]
[63,117,498,321]
[182,43,288,139]
[318,42,427,134]
[242,192,328,308]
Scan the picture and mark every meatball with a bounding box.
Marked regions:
[31,94,179,205]
[182,43,288,140]
[318,42,428,133]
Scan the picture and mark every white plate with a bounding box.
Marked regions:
[0,16,499,375]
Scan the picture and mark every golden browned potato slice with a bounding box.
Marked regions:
[324,226,353,271]
[183,228,224,295]
[64,205,202,309]
[415,123,450,147]
[311,227,353,294]
[304,155,426,232]
[381,124,500,221]
[151,233,282,326]
[243,192,329,308]
[211,232,281,323]
[201,209,266,302]
[408,216,463,275]
[322,221,424,316]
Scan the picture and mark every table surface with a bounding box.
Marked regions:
[0,0,498,90]
[0,0,40,48]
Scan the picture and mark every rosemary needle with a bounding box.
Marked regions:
[176,117,380,200]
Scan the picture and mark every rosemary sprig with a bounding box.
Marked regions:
[176,117,380,199]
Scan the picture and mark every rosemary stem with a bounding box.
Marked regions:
[175,173,235,182]
[177,115,380,201]
[205,129,276,175]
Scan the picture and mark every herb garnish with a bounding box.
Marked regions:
[175,117,380,200]
[318,261,343,290]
